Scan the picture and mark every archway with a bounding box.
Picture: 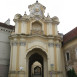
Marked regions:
[26,48,48,77]
[32,62,42,75]
[29,53,43,77]
[34,66,41,75]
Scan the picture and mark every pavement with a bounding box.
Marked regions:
[33,75,42,77]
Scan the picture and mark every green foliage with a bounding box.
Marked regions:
[67,68,77,77]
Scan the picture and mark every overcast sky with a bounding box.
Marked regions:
[0,0,77,34]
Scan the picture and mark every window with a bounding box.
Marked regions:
[66,52,70,61]
[75,48,77,59]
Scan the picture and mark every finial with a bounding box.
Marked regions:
[24,11,27,15]
[36,0,38,3]
[5,18,10,25]
[47,13,50,18]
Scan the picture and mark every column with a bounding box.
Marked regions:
[19,41,26,77]
[48,41,55,77]
[56,43,63,77]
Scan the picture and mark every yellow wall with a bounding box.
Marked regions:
[18,22,21,34]
[64,39,77,49]
[27,21,30,34]
[52,24,55,36]
[44,23,47,35]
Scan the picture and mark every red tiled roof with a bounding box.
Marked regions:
[63,27,77,44]
[0,22,15,30]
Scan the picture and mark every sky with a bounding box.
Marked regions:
[0,0,77,34]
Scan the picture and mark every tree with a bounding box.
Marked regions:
[67,68,77,77]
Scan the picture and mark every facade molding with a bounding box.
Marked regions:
[26,45,48,57]
[9,34,62,42]
[48,43,61,48]
[11,41,26,46]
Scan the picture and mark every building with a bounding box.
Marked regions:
[8,1,66,77]
[0,22,14,77]
[0,1,77,77]
[63,27,77,74]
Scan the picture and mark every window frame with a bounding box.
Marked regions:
[65,51,70,61]
[75,48,77,59]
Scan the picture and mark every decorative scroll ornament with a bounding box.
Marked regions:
[48,43,54,47]
[12,42,18,46]
[55,44,61,48]
[19,42,26,46]
[48,43,61,48]
[11,41,26,46]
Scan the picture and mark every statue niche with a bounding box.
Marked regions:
[31,21,43,35]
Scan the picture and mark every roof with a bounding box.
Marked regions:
[0,22,15,30]
[63,27,77,45]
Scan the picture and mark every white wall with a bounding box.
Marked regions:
[0,27,12,65]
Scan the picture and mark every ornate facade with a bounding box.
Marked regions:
[8,1,66,77]
[0,1,77,77]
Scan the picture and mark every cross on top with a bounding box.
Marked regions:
[36,0,38,2]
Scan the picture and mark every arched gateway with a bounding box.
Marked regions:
[8,1,66,77]
[26,48,48,77]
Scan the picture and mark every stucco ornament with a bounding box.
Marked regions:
[14,14,22,19]
[52,16,60,25]
[28,1,46,17]
[52,16,59,22]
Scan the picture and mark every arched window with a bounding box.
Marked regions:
[31,21,43,34]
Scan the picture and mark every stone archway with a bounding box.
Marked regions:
[26,48,48,77]
[29,53,43,77]
[34,66,41,75]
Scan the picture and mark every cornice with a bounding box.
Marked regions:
[9,34,63,41]
[13,18,30,22]
[0,27,13,33]
[13,15,59,25]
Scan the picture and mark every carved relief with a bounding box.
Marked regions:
[31,21,43,35]
[12,42,18,46]
[55,44,61,48]
[28,1,46,17]
[48,43,61,48]
[11,41,26,46]
[48,43,54,47]
[20,42,26,46]
[32,21,42,30]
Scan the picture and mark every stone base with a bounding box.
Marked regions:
[8,71,25,77]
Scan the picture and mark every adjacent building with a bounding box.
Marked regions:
[0,22,14,77]
[63,27,77,74]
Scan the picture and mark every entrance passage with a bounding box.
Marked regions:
[29,53,43,77]
[34,66,41,75]
[26,48,48,77]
